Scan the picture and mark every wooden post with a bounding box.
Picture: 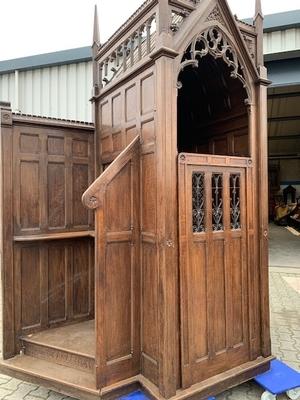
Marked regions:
[256,66,272,358]
[153,47,179,398]
[0,102,15,358]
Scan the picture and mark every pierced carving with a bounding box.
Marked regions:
[206,6,226,27]
[243,34,256,62]
[192,172,205,233]
[178,27,251,102]
[230,174,241,230]
[212,174,223,231]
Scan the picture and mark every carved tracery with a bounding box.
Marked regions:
[178,27,251,102]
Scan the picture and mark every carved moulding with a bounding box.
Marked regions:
[177,27,252,104]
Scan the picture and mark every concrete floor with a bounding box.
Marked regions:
[269,222,300,268]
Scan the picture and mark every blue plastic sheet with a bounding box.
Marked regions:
[254,359,300,394]
[118,390,215,400]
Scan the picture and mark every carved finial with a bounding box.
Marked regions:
[93,4,100,49]
[254,0,263,20]
[254,0,264,66]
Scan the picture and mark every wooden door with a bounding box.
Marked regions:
[178,153,251,388]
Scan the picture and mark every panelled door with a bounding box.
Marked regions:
[178,153,252,388]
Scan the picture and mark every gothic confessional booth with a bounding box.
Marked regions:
[0,0,272,399]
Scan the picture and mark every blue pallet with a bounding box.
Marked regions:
[118,390,215,400]
[254,359,300,395]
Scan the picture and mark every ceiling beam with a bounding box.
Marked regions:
[268,116,300,122]
[268,134,300,140]
[268,92,300,99]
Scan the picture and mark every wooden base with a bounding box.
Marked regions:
[0,353,273,400]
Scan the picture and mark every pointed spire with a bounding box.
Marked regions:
[254,0,264,66]
[93,4,100,48]
[254,0,263,20]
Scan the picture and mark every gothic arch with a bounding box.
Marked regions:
[177,26,252,104]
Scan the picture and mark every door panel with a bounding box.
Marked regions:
[178,153,251,388]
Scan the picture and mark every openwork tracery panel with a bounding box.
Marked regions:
[230,174,241,230]
[212,173,224,231]
[192,172,205,232]
[177,27,251,102]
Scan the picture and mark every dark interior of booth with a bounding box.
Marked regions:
[177,52,250,157]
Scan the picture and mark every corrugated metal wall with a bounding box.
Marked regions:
[1,28,300,122]
[0,61,93,122]
[264,28,300,54]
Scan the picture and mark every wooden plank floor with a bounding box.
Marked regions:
[23,320,95,357]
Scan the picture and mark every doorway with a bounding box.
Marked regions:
[177,31,254,387]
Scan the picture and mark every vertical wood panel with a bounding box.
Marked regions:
[73,240,90,317]
[48,163,66,229]
[20,161,40,230]
[20,246,41,329]
[72,164,89,227]
[48,245,67,323]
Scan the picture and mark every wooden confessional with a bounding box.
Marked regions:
[0,0,272,399]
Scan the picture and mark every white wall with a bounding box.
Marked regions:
[0,61,93,122]
[264,27,300,54]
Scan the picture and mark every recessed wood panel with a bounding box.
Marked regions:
[72,164,89,227]
[211,239,226,352]
[141,153,156,233]
[48,245,66,322]
[233,134,248,157]
[20,246,41,328]
[48,163,65,229]
[48,136,64,155]
[101,101,110,129]
[126,127,138,145]
[191,241,208,360]
[142,243,158,361]
[112,94,122,127]
[20,134,40,154]
[73,240,90,316]
[141,74,154,115]
[213,137,228,155]
[231,237,243,346]
[101,135,112,155]
[112,132,123,152]
[105,243,132,361]
[20,161,40,230]
[126,85,137,122]
[141,119,155,145]
[72,139,89,158]
[106,163,131,231]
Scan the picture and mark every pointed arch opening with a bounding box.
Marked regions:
[177,27,250,156]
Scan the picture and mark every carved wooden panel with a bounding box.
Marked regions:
[13,125,94,236]
[84,138,141,388]
[14,238,94,337]
[99,69,155,164]
[179,154,252,388]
